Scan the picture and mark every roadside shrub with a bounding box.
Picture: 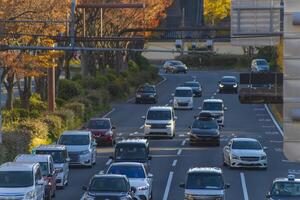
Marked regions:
[128,60,140,73]
[86,90,102,106]
[17,119,49,140]
[71,73,83,81]
[0,145,7,164]
[29,93,47,113]
[135,54,150,70]
[71,96,93,119]
[58,79,83,100]
[56,97,66,107]
[2,108,30,125]
[64,102,85,122]
[108,78,130,98]
[53,109,76,129]
[40,115,63,141]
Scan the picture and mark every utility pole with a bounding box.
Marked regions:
[0,68,3,144]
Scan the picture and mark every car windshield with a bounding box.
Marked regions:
[184,82,200,88]
[257,60,268,65]
[107,165,146,179]
[203,102,223,111]
[0,171,33,188]
[147,110,171,120]
[36,150,66,163]
[222,77,236,83]
[186,173,224,190]
[39,162,49,176]
[232,141,262,150]
[138,86,155,93]
[115,145,147,161]
[87,119,110,129]
[175,90,193,97]
[90,177,128,192]
[170,61,183,65]
[271,182,300,196]
[59,135,90,146]
[192,120,218,130]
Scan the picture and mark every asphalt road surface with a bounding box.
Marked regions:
[55,70,299,200]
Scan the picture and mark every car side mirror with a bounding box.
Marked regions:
[130,186,137,193]
[142,116,146,120]
[148,156,152,160]
[198,107,202,110]
[266,193,271,198]
[174,116,178,120]
[93,141,97,146]
[225,183,230,189]
[224,107,228,111]
[148,173,153,178]
[179,182,185,188]
[82,186,88,191]
[263,147,268,150]
[172,93,175,97]
[66,158,71,162]
[112,126,116,130]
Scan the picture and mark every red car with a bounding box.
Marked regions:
[83,118,116,146]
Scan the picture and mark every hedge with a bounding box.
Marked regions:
[53,109,76,129]
[64,102,85,123]
[41,115,64,141]
[17,119,49,140]
[58,79,83,100]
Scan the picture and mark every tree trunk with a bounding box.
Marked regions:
[4,74,15,110]
[18,77,32,109]
[35,77,47,101]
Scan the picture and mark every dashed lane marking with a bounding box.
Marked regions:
[103,108,116,118]
[172,160,177,167]
[162,171,174,200]
[106,159,112,166]
[177,149,182,155]
[165,104,169,106]
[139,125,144,129]
[256,114,268,116]
[288,169,300,175]
[240,172,249,200]
[265,131,279,135]
[254,108,266,111]
[258,119,272,122]
[270,140,282,143]
[262,125,276,128]
[181,140,186,146]
[274,148,283,152]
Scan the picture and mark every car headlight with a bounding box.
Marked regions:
[261,155,267,160]
[138,185,149,191]
[25,190,36,200]
[149,94,155,98]
[80,150,90,155]
[136,94,141,98]
[166,123,172,127]
[219,84,224,88]
[145,123,151,128]
[233,84,238,88]
[185,194,193,200]
[105,130,113,136]
[231,154,240,160]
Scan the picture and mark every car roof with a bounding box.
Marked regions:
[15,154,51,163]
[188,167,222,174]
[109,162,144,167]
[222,76,236,79]
[231,138,259,142]
[0,162,38,172]
[117,139,148,145]
[203,99,223,103]
[93,174,128,179]
[175,87,193,91]
[35,145,66,151]
[273,177,300,183]
[61,130,91,136]
[148,106,172,111]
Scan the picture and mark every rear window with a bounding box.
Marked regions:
[36,150,67,163]
[87,119,110,129]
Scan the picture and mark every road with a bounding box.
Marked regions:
[55,70,299,200]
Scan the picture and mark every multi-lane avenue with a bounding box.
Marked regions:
[56,70,299,200]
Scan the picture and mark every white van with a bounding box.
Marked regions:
[0,162,45,200]
[200,99,227,126]
[173,87,194,110]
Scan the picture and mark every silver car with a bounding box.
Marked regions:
[251,59,270,72]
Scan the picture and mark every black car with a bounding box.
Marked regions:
[189,112,220,146]
[218,76,238,93]
[183,81,202,97]
[110,139,152,170]
[135,84,157,104]
[81,174,139,200]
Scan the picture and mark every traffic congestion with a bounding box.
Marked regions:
[0,59,297,200]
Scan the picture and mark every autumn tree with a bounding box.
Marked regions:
[204,0,231,25]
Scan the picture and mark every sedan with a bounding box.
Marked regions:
[107,162,153,200]
[135,84,157,104]
[218,76,238,93]
[183,81,202,97]
[251,59,270,72]
[223,138,268,169]
[163,60,187,74]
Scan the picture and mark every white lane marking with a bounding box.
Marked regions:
[162,171,174,200]
[258,119,272,122]
[270,140,282,143]
[106,159,112,166]
[240,173,249,200]
[274,148,283,152]
[254,108,265,111]
[165,104,169,106]
[140,125,144,129]
[117,133,123,136]
[169,99,173,103]
[177,149,182,155]
[103,108,116,118]
[156,76,167,86]
[265,131,279,135]
[126,97,135,103]
[256,113,268,116]
[288,169,300,174]
[179,134,185,137]
[172,160,177,167]
[213,92,217,95]
[181,140,186,146]
[264,104,283,136]
[262,125,275,128]
[211,96,214,99]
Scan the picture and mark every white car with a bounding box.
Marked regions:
[107,162,153,200]
[223,138,268,169]
[0,162,45,200]
[200,99,227,126]
[143,106,177,139]
[173,87,193,110]
[33,145,70,188]
[58,130,97,167]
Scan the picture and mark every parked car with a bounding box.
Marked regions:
[111,139,152,170]
[107,162,153,200]
[15,154,57,200]
[200,99,227,127]
[189,112,220,146]
[33,145,70,188]
[251,59,270,72]
[81,174,138,200]
[180,167,230,200]
[143,106,177,139]
[83,118,116,146]
[219,76,238,93]
[266,175,300,199]
[173,87,193,110]
[0,162,45,200]
[223,138,268,169]
[135,84,158,104]
[57,130,97,167]
[163,60,187,74]
[183,81,202,97]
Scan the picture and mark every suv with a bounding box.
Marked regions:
[180,167,230,200]
[266,175,300,199]
[189,112,220,146]
[58,130,97,167]
[83,118,116,146]
[173,87,194,110]
[0,162,45,200]
[33,145,70,188]
[251,59,270,72]
[143,106,177,139]
[15,154,57,200]
[135,84,158,104]
[163,60,187,74]
[183,81,202,97]
[218,76,238,93]
[200,99,227,127]
[111,139,152,169]
[81,174,137,200]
